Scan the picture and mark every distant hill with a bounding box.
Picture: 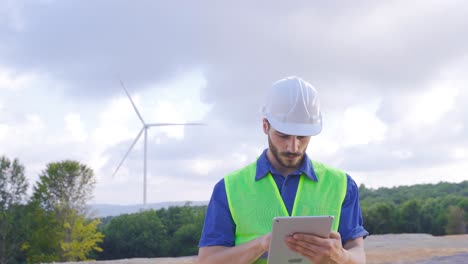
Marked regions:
[89,201,208,217]
[359,180,468,205]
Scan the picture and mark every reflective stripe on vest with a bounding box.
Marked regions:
[225,160,347,249]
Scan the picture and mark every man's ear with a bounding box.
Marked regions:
[262,118,269,134]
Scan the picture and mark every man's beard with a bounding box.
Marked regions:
[268,136,304,169]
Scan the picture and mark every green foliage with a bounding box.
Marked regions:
[419,198,446,235]
[399,200,421,233]
[445,206,466,234]
[0,156,29,264]
[360,181,467,206]
[23,202,62,263]
[360,181,467,236]
[96,204,208,260]
[25,160,103,262]
[98,210,168,259]
[0,157,104,263]
[0,156,28,209]
[61,213,104,261]
[32,160,95,214]
[362,202,397,234]
[157,204,194,238]
[98,215,115,227]
[156,204,206,256]
[171,223,202,256]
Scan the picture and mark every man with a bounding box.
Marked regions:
[198,76,368,264]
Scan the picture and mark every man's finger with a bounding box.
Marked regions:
[286,240,326,263]
[286,239,321,254]
[292,233,329,245]
[329,231,341,240]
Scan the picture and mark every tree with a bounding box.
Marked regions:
[445,206,466,235]
[419,198,447,235]
[399,199,421,233]
[26,160,103,262]
[362,202,397,234]
[61,212,104,261]
[32,160,95,214]
[0,156,28,264]
[457,198,468,234]
[157,204,194,237]
[172,223,202,256]
[99,210,168,259]
[22,202,62,263]
[168,205,206,256]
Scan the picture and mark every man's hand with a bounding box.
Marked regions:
[260,232,272,252]
[198,232,273,264]
[285,231,350,264]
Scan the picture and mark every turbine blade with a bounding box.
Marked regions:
[112,127,145,177]
[119,79,146,125]
[146,122,206,127]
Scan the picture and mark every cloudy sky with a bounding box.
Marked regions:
[1,1,467,205]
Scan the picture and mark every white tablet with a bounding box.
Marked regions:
[267,216,334,264]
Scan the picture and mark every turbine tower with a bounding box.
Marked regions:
[113,80,204,206]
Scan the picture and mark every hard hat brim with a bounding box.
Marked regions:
[265,114,322,137]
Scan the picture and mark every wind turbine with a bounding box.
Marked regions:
[113,80,204,206]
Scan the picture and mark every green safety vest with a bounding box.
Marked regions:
[224,160,347,263]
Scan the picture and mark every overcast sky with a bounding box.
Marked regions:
[1,1,467,205]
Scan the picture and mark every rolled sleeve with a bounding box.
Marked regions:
[338,175,369,245]
[198,179,236,247]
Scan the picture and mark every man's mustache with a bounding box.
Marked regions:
[281,152,301,158]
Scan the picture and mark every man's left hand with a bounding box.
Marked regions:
[285,231,350,264]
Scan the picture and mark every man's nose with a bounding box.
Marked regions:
[287,137,299,153]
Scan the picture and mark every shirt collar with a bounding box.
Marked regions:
[255,149,318,181]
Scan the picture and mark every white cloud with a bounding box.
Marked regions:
[145,70,211,140]
[148,175,215,203]
[190,159,222,176]
[148,101,186,140]
[308,101,388,168]
[189,149,251,178]
[341,103,388,146]
[354,159,468,189]
[406,85,459,126]
[390,149,413,160]
[64,113,88,142]
[0,66,36,91]
[92,95,141,148]
[0,0,27,32]
[0,124,8,141]
[25,113,45,131]
[313,100,388,158]
[0,101,6,132]
[2,2,468,205]
[452,148,466,160]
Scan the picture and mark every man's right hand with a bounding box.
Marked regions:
[198,232,272,264]
[260,232,272,252]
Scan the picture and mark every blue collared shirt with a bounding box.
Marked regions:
[199,149,369,247]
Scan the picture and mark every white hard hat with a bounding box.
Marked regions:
[262,76,322,136]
